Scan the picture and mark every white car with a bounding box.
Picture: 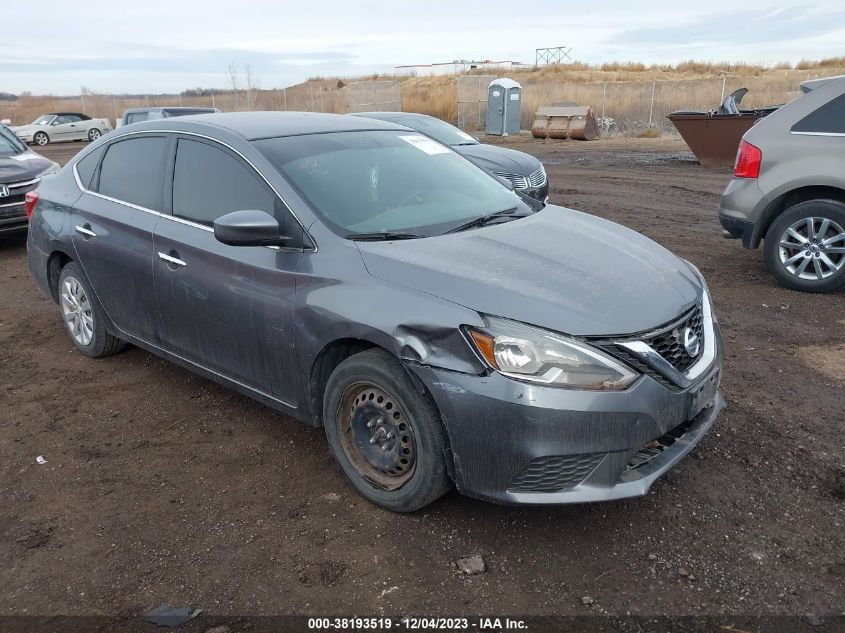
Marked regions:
[11,112,112,146]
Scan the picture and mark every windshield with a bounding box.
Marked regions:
[31,115,55,125]
[256,131,526,237]
[390,116,479,146]
[0,125,27,155]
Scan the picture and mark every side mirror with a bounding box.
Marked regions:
[213,210,291,247]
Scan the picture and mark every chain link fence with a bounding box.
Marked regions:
[457,75,496,130]
[511,73,823,135]
[343,80,401,112]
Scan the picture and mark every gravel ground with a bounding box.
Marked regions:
[1,136,843,621]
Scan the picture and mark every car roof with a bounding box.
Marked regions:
[123,106,217,113]
[799,74,845,94]
[48,112,89,118]
[352,111,432,121]
[122,111,410,140]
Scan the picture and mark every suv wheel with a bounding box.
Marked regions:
[58,263,126,357]
[764,199,845,293]
[323,348,452,512]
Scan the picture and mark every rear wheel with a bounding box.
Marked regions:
[33,132,49,146]
[58,263,126,357]
[764,200,845,293]
[87,128,101,141]
[323,348,452,512]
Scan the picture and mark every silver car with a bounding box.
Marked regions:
[720,75,845,292]
[11,112,113,146]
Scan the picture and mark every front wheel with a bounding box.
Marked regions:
[88,128,101,141]
[323,348,452,512]
[764,199,845,293]
[33,132,49,146]
[58,263,126,358]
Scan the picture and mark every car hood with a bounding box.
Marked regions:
[0,150,54,183]
[8,124,43,134]
[357,206,702,337]
[454,143,541,175]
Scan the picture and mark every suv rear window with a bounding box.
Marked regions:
[791,93,845,134]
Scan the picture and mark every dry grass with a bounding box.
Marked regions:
[2,57,843,131]
[636,128,661,138]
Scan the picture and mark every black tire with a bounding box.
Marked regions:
[88,128,101,141]
[57,262,126,358]
[764,199,845,293]
[33,132,49,146]
[323,348,452,512]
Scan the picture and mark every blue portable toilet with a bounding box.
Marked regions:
[486,78,522,136]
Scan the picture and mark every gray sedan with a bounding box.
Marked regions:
[27,112,723,511]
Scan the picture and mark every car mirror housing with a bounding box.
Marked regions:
[213,210,291,247]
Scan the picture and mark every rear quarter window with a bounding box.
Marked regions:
[96,136,169,210]
[791,93,845,134]
[75,144,106,189]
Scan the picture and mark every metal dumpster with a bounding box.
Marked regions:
[668,88,781,165]
[532,106,599,140]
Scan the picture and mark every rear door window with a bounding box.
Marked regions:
[791,93,845,134]
[96,136,169,210]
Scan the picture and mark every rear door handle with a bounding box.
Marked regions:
[75,225,96,237]
[158,252,187,267]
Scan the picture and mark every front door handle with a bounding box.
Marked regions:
[158,251,187,267]
[75,224,96,238]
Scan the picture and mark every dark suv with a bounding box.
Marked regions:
[719,75,845,292]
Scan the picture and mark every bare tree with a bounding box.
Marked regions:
[243,64,260,111]
[225,63,261,111]
[225,63,241,110]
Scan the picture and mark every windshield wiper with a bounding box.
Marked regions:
[444,207,528,234]
[346,231,423,241]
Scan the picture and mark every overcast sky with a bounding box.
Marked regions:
[3,0,844,95]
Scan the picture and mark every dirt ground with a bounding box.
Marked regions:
[1,136,843,621]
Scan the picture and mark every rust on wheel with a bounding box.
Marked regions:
[336,383,416,490]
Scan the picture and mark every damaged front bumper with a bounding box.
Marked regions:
[409,347,724,505]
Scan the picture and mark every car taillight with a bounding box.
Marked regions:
[733,140,762,179]
[25,191,39,221]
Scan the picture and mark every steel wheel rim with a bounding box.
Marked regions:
[336,382,416,490]
[778,216,845,281]
[60,276,94,346]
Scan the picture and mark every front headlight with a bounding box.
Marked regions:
[466,316,638,390]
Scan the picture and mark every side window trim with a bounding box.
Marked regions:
[73,128,316,251]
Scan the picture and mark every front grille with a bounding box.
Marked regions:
[626,405,705,470]
[527,166,546,188]
[509,453,603,492]
[492,166,546,191]
[0,177,39,214]
[492,171,528,189]
[644,304,704,373]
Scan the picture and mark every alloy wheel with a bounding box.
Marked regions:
[89,129,101,141]
[34,133,48,146]
[778,216,845,281]
[60,276,94,346]
[336,383,416,490]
